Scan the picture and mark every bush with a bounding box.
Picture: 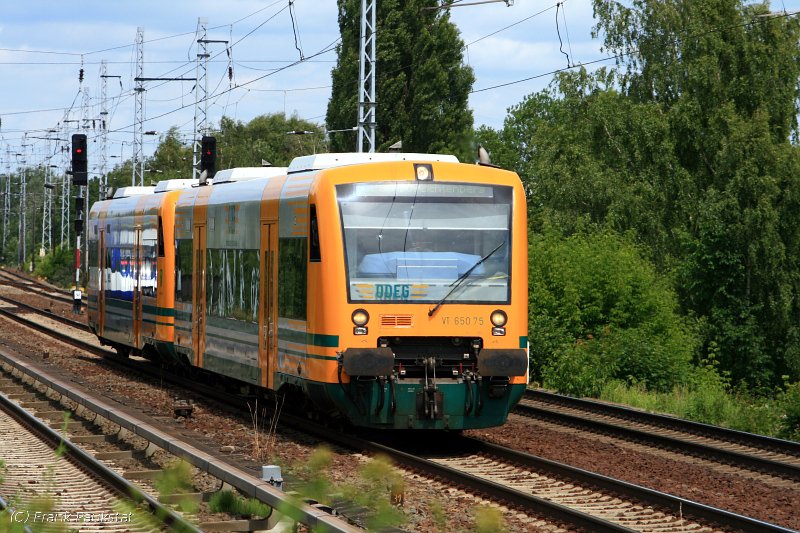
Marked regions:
[530,227,698,395]
[778,380,800,440]
[34,245,75,288]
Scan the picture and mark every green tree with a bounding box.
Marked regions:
[217,113,324,168]
[481,0,800,389]
[326,0,475,159]
[591,0,800,388]
[476,68,691,268]
[149,127,193,180]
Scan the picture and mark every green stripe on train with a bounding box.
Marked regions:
[278,327,339,348]
[279,349,338,361]
[142,304,175,317]
[101,299,173,318]
[105,298,133,310]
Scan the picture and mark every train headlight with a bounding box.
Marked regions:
[414,163,433,181]
[352,309,369,326]
[490,310,507,327]
[352,309,369,334]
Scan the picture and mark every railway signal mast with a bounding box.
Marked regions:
[198,135,216,185]
[71,133,87,313]
[192,18,227,180]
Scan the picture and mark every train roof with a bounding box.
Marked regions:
[112,186,155,199]
[287,152,459,174]
[154,179,199,193]
[212,166,287,185]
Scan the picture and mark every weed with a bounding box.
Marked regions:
[474,505,507,533]
[154,460,197,514]
[247,395,284,463]
[208,490,271,518]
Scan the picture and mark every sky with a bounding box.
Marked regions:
[0,0,798,171]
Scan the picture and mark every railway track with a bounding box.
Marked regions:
[0,267,74,305]
[4,284,799,487]
[365,431,791,532]
[0,378,194,532]
[517,390,800,483]
[0,287,794,532]
[0,350,359,533]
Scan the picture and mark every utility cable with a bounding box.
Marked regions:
[556,2,571,68]
[289,0,306,60]
[466,3,560,47]
[472,8,800,94]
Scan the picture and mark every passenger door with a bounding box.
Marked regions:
[192,223,207,368]
[98,228,105,336]
[132,226,143,348]
[260,222,277,388]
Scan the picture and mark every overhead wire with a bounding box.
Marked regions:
[465,2,560,47]
[1,1,330,135]
[561,1,575,67]
[471,8,800,94]
[5,0,635,145]
[70,1,301,156]
[289,0,306,60]
[555,2,572,68]
[103,35,340,136]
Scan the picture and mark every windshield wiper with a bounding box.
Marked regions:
[427,240,505,317]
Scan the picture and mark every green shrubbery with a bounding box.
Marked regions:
[780,381,800,440]
[529,227,697,396]
[528,225,800,440]
[34,245,75,288]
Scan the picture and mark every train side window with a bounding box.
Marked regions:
[157,216,165,257]
[309,204,321,262]
[278,237,307,320]
[175,239,193,303]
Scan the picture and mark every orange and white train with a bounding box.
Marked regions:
[87,153,528,429]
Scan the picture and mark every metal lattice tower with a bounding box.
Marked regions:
[133,27,145,186]
[60,122,70,248]
[41,141,53,256]
[357,0,377,153]
[18,145,27,268]
[100,61,121,200]
[99,59,109,200]
[81,87,91,210]
[2,146,10,255]
[193,18,209,180]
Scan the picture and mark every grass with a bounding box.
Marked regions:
[208,491,271,518]
[597,379,798,439]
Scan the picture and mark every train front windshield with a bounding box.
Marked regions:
[337,181,512,304]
